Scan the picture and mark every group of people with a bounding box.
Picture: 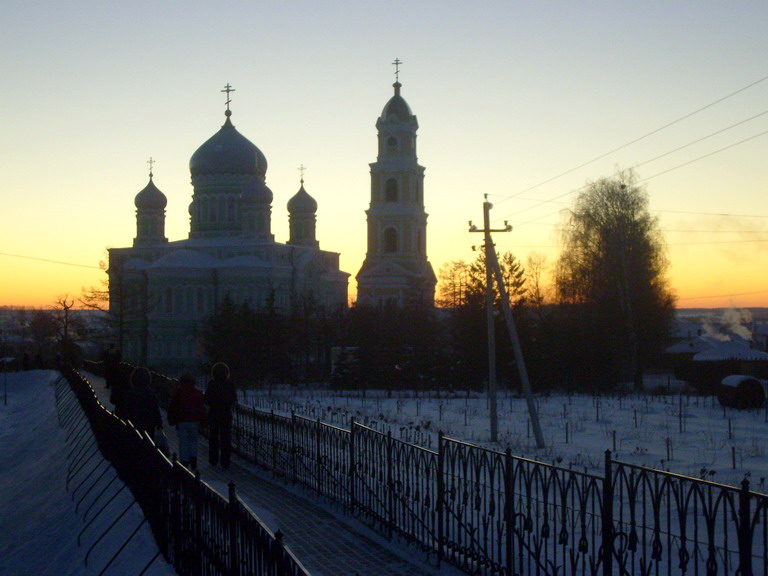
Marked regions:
[110,360,237,472]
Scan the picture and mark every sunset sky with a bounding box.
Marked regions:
[2,1,767,310]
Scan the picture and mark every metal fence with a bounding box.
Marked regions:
[62,366,311,576]
[229,402,768,576]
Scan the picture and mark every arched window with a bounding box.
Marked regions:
[383,227,398,253]
[386,136,397,154]
[385,179,398,202]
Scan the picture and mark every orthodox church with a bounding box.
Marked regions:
[109,70,435,371]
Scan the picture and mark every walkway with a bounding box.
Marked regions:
[86,372,464,576]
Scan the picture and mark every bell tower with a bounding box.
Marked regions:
[356,60,436,308]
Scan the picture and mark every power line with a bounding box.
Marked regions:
[633,109,768,170]
[0,252,102,270]
[637,129,768,183]
[494,126,768,230]
[495,73,768,205]
[677,288,768,301]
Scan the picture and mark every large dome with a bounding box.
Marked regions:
[189,115,267,177]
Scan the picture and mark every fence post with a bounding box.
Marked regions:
[437,432,445,566]
[290,411,296,483]
[272,409,278,474]
[386,430,394,539]
[349,417,356,516]
[316,417,323,496]
[504,448,513,575]
[738,478,754,576]
[228,482,240,576]
[602,450,614,576]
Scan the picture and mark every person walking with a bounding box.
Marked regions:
[167,373,206,470]
[125,366,163,441]
[204,362,237,469]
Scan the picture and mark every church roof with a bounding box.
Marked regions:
[693,339,768,361]
[287,182,317,214]
[123,257,151,270]
[134,176,167,210]
[189,113,267,178]
[381,82,413,121]
[221,255,270,268]
[150,249,221,269]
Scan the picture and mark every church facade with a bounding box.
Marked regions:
[108,94,349,371]
[109,72,435,372]
[355,74,436,307]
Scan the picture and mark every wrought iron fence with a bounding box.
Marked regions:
[229,401,767,576]
[63,366,311,576]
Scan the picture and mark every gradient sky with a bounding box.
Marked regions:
[2,1,767,310]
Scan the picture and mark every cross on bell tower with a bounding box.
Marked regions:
[221,83,235,117]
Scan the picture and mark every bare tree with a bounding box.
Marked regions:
[555,170,676,389]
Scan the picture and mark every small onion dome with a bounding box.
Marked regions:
[241,178,274,205]
[381,81,412,121]
[287,183,317,214]
[189,116,267,177]
[134,176,167,210]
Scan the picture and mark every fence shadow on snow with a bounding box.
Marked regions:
[60,365,310,576]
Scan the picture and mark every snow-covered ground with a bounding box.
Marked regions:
[245,375,768,492]
[2,369,766,576]
[0,370,176,576]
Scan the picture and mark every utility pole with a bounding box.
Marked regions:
[470,196,545,448]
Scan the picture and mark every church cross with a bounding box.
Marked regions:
[298,164,306,184]
[221,83,235,112]
[147,156,155,177]
[392,58,402,82]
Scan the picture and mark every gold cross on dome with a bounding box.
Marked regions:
[147,156,155,177]
[221,83,235,112]
[392,58,402,82]
[298,164,306,184]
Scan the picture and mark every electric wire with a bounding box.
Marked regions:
[0,251,101,270]
[494,73,768,206]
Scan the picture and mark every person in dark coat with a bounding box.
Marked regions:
[125,366,163,441]
[204,362,237,469]
[102,343,121,389]
[168,373,206,470]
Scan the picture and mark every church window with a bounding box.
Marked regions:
[385,179,398,202]
[386,136,397,154]
[383,227,398,253]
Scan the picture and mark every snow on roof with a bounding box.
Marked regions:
[664,338,715,355]
[221,255,270,268]
[123,257,150,269]
[693,340,768,361]
[149,249,221,269]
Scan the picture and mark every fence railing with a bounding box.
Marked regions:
[79,360,768,575]
[62,366,311,576]
[229,401,768,576]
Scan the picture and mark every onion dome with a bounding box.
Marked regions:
[134,176,167,210]
[189,113,267,178]
[287,181,317,214]
[381,82,413,121]
[242,178,274,205]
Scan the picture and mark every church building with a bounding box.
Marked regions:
[108,86,349,371]
[109,67,435,372]
[356,64,437,307]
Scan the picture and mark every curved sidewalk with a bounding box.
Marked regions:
[87,372,464,576]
